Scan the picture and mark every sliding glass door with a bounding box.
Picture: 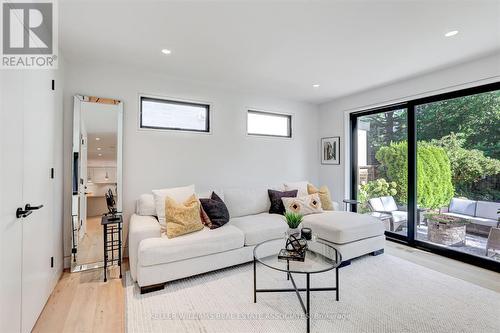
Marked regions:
[350,82,500,271]
[353,107,408,237]
[415,89,500,263]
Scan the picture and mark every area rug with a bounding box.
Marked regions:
[125,254,500,333]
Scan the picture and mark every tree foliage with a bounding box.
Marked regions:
[362,109,407,165]
[431,133,500,199]
[416,90,500,158]
[376,141,454,209]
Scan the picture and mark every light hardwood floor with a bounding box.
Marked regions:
[33,240,499,332]
[76,216,104,265]
[33,265,125,333]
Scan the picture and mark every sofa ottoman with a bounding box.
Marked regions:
[302,211,385,264]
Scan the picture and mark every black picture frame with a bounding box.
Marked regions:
[321,136,340,165]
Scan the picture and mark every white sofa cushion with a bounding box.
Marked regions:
[138,225,244,267]
[129,214,162,281]
[475,201,499,220]
[223,186,271,218]
[283,181,309,196]
[197,189,224,200]
[152,184,196,226]
[137,194,157,216]
[137,189,224,217]
[302,211,385,244]
[449,198,476,216]
[229,213,287,246]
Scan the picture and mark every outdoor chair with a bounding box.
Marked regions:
[368,196,407,232]
[486,227,500,257]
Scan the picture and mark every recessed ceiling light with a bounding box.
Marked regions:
[445,30,458,37]
[98,153,102,157]
[161,49,172,55]
[312,84,320,88]
[95,137,100,141]
[97,147,101,151]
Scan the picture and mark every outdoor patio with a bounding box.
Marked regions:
[390,225,500,262]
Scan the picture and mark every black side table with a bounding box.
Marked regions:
[342,199,360,212]
[101,214,123,282]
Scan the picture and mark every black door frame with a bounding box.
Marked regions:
[349,81,500,272]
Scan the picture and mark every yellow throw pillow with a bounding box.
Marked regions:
[307,184,334,210]
[165,194,204,238]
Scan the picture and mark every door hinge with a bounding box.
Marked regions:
[50,168,55,179]
[51,79,55,91]
[50,256,54,268]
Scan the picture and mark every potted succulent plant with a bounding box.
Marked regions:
[284,212,304,237]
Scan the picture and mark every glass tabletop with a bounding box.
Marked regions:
[253,238,342,274]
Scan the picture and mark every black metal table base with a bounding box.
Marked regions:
[253,259,339,333]
[102,215,123,282]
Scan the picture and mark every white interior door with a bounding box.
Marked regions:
[0,71,25,333]
[21,70,55,333]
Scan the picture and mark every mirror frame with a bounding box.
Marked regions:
[71,94,123,273]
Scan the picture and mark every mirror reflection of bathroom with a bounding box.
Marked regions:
[72,96,120,270]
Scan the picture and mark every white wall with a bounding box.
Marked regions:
[62,63,320,263]
[318,52,500,203]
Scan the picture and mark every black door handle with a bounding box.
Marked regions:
[16,208,32,218]
[25,204,43,211]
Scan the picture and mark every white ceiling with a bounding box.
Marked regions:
[81,101,118,161]
[60,0,500,104]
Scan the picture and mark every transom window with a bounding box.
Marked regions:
[247,110,292,138]
[140,96,210,132]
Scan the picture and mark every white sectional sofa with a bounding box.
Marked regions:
[129,185,385,293]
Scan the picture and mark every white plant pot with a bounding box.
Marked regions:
[286,227,301,238]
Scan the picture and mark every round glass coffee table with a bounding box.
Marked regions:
[253,238,342,333]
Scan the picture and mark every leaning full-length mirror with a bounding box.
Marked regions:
[71,95,123,272]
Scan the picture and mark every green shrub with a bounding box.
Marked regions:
[431,133,500,198]
[376,141,454,209]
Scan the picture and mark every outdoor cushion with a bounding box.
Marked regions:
[138,224,244,267]
[390,210,407,223]
[449,198,476,216]
[380,196,398,212]
[475,201,500,220]
[468,217,498,228]
[443,212,473,220]
[229,213,287,245]
[302,211,385,244]
[368,198,385,212]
